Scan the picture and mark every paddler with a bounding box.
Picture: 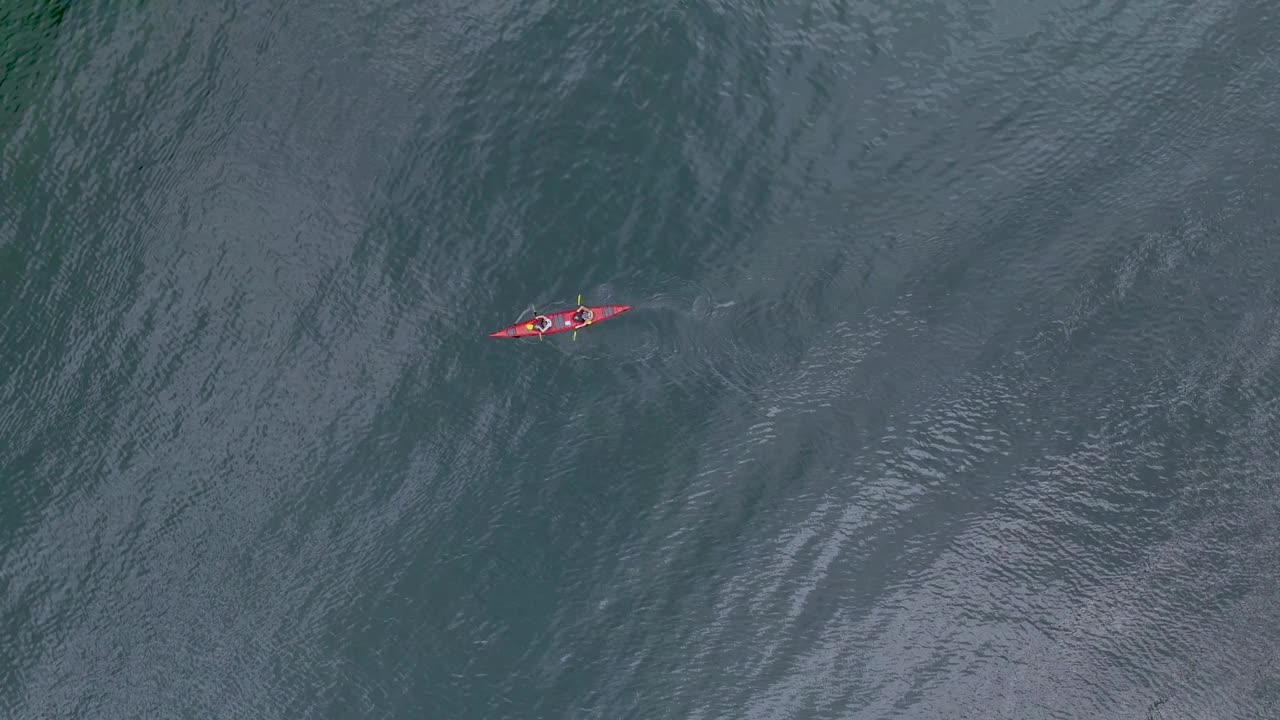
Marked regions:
[529,315,552,333]
[572,306,594,326]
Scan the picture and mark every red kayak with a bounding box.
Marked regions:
[489,304,631,338]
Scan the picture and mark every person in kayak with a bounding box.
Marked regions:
[530,315,552,333]
[572,306,594,326]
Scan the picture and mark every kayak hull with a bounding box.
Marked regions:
[489,305,631,338]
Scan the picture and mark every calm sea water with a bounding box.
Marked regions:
[4,1,1279,718]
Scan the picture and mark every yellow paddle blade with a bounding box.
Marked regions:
[577,294,582,305]
[572,330,577,341]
